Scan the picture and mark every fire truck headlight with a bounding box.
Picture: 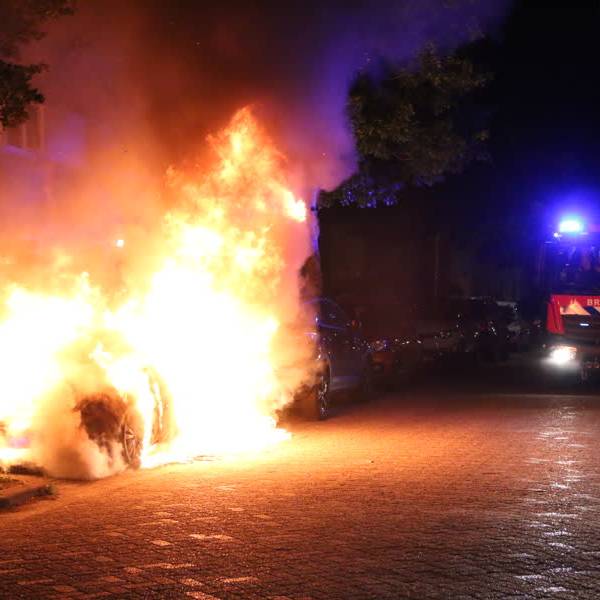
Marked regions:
[549,345,577,366]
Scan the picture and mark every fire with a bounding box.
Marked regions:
[0,108,313,478]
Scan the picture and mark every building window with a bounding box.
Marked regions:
[1,105,45,152]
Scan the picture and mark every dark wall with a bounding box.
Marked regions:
[318,205,440,312]
[318,201,527,315]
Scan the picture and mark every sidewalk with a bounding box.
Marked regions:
[0,471,54,509]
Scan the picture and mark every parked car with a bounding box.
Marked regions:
[295,297,375,420]
[415,312,464,361]
[451,297,510,361]
[415,297,510,363]
[496,301,531,351]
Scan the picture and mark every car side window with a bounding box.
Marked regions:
[318,300,337,328]
[321,300,349,329]
[333,303,351,328]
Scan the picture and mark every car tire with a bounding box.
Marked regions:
[303,368,330,420]
[121,409,144,469]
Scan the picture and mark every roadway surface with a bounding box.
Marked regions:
[2,355,600,599]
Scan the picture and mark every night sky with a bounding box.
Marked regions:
[450,1,600,230]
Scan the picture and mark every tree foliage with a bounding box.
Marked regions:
[0,0,74,128]
[322,45,490,208]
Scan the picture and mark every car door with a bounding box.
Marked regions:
[321,299,361,389]
[316,299,349,389]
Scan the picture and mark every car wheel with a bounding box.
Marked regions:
[302,368,330,420]
[121,410,143,469]
[316,369,331,420]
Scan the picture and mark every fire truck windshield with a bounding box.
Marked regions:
[545,241,600,293]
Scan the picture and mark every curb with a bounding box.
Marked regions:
[0,483,54,510]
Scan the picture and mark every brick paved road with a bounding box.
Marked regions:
[3,361,600,599]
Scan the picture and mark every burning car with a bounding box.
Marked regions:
[0,346,175,471]
[0,109,311,477]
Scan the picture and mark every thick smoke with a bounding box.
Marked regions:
[111,0,511,192]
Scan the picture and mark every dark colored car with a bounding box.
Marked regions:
[296,297,374,420]
[415,313,465,361]
[415,297,510,363]
[448,297,510,362]
[497,301,532,351]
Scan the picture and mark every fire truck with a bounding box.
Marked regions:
[541,217,600,379]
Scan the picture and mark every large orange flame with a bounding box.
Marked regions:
[0,108,313,478]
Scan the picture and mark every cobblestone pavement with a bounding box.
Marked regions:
[3,365,600,599]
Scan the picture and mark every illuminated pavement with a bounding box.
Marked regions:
[3,359,600,599]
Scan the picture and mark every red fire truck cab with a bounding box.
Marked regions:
[542,217,600,379]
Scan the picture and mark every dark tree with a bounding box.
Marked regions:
[350,45,490,185]
[320,45,490,208]
[0,0,74,128]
